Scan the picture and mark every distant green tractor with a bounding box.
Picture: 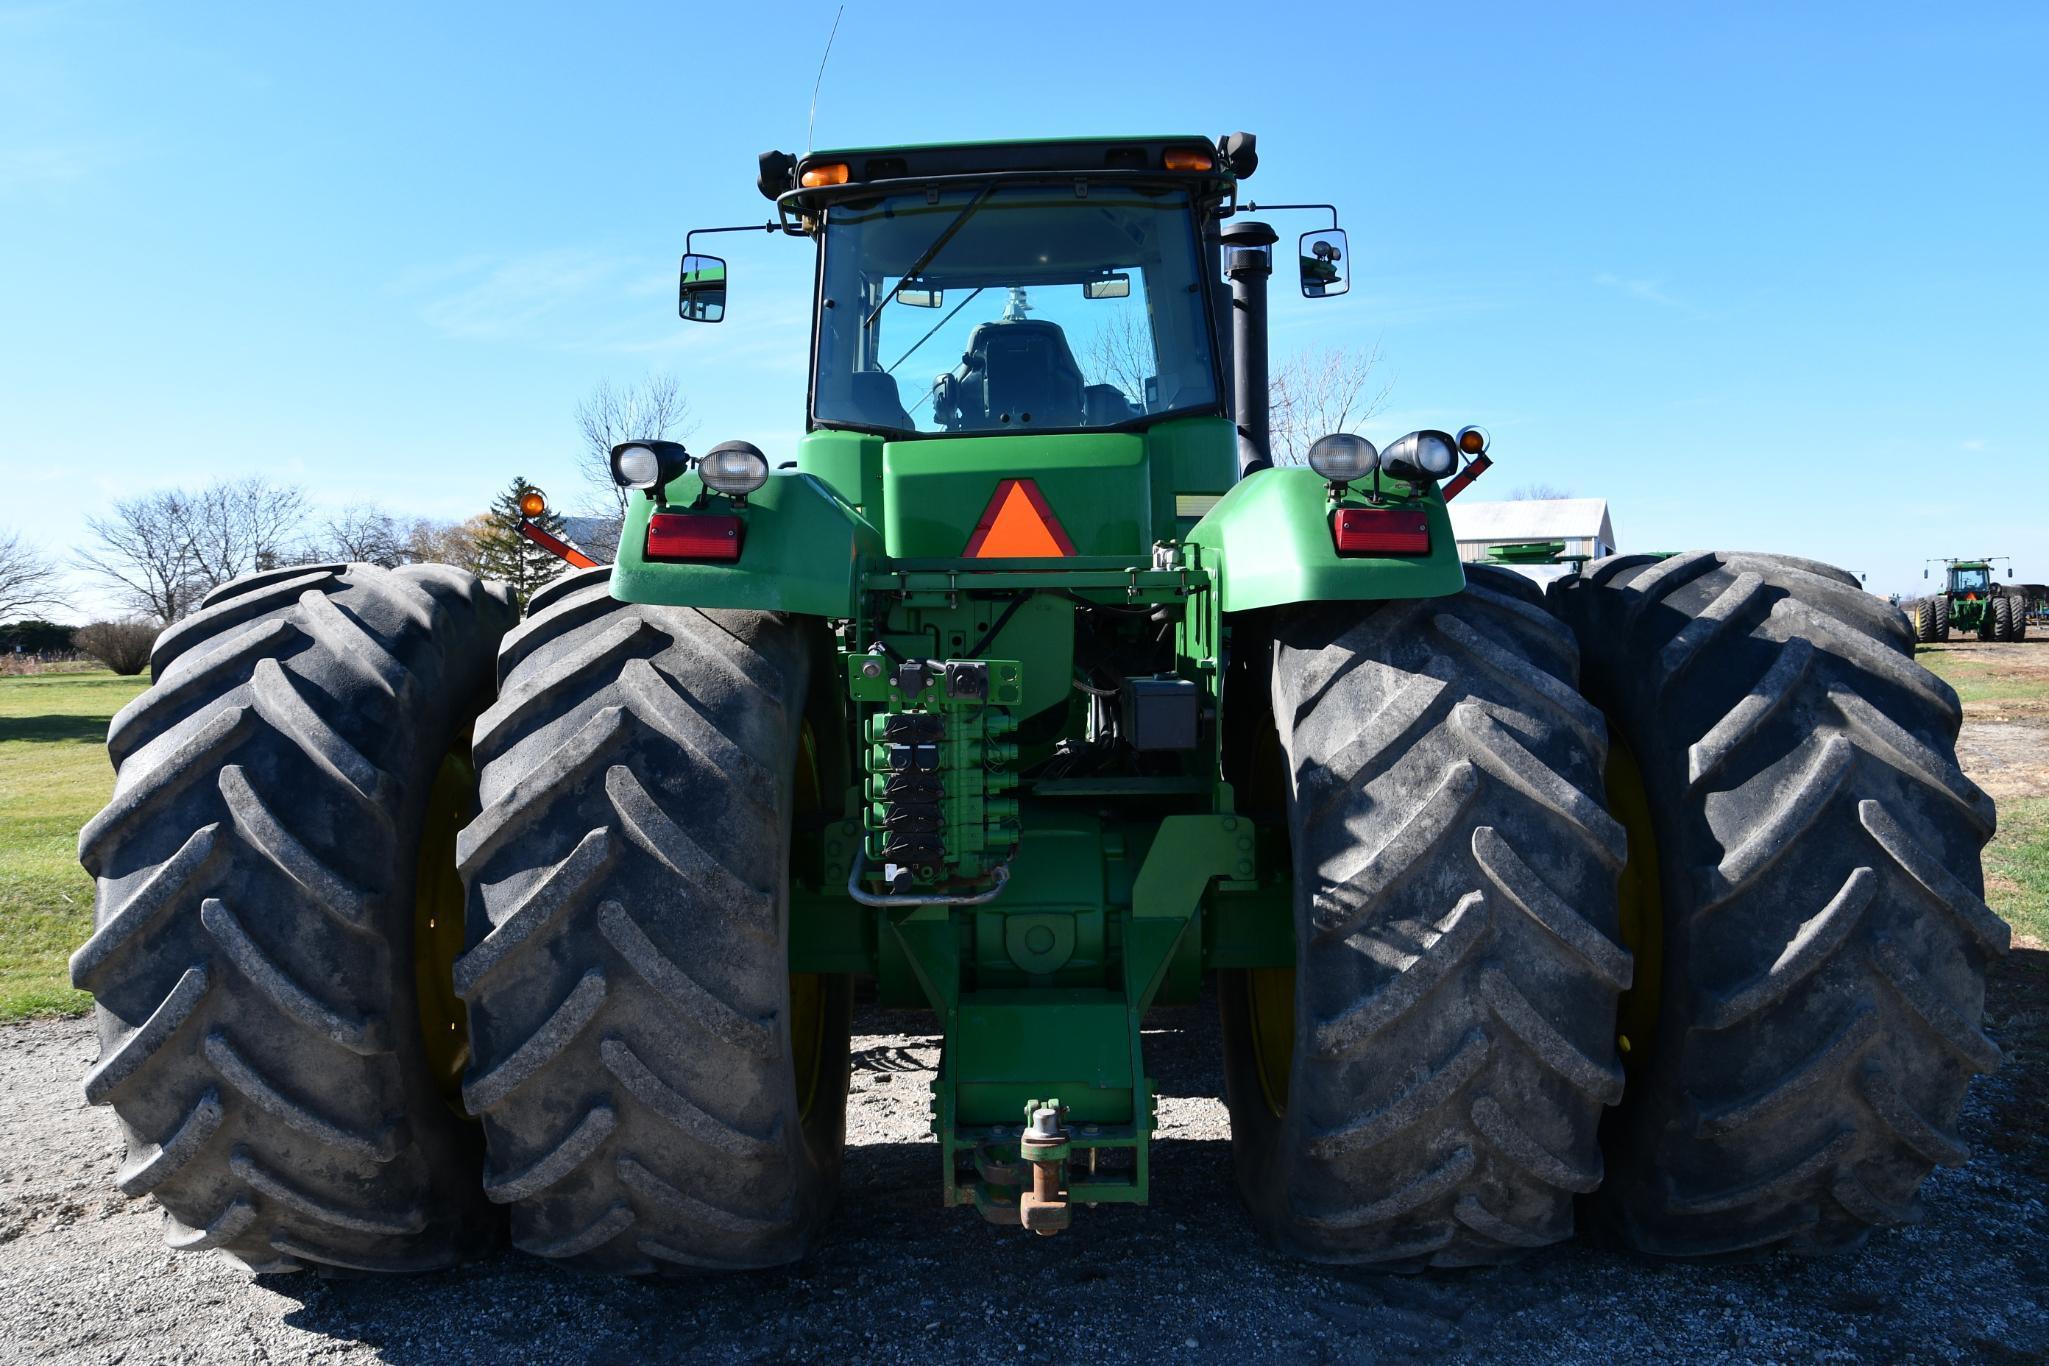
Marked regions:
[1916,557,2026,642]
[76,133,2003,1276]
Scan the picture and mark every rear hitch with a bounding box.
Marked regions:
[1017,1101,1072,1237]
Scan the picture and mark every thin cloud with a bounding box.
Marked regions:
[1594,272,1684,309]
[403,249,629,341]
[0,143,102,192]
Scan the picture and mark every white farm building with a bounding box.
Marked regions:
[1445,497,1617,586]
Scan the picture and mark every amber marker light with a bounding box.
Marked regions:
[1457,426,1491,456]
[1163,148,1214,171]
[800,162,850,187]
[518,490,547,518]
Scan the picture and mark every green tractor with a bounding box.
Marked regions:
[76,133,2004,1275]
[1915,557,2026,642]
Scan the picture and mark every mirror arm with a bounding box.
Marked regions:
[1238,201,1340,231]
[684,221,784,254]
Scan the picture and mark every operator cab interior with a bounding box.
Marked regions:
[809,182,1221,437]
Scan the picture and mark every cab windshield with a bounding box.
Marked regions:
[1953,567,1991,593]
[812,184,1219,435]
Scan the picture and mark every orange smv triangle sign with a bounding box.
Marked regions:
[962,478,1077,558]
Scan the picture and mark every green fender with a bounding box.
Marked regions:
[1185,466,1466,612]
[608,471,881,617]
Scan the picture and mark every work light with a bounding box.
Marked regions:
[1380,430,1458,481]
[608,439,690,491]
[1306,433,1379,483]
[700,440,770,496]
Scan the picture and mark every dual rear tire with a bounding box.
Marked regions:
[1913,596,1953,644]
[76,563,846,1276]
[1222,565,1630,1266]
[75,564,515,1273]
[452,568,848,1272]
[1559,553,2003,1254]
[1225,555,2001,1264]
[1992,595,2024,641]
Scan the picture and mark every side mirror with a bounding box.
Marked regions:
[678,253,727,323]
[1924,568,1930,579]
[1299,229,1349,298]
[1083,274,1131,300]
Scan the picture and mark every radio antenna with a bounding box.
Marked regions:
[807,5,846,154]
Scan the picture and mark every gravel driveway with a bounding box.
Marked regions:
[3,962,2045,1364]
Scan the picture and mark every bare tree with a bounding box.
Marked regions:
[1508,483,1575,501]
[184,477,312,587]
[82,489,201,623]
[576,375,694,526]
[0,529,68,622]
[1268,343,1393,464]
[1082,310,1155,407]
[83,477,314,623]
[403,515,491,576]
[324,504,407,566]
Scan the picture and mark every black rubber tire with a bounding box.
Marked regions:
[73,562,516,1273]
[1912,601,1934,645]
[1992,596,2015,642]
[1933,595,1951,642]
[2016,601,2030,641]
[455,566,850,1273]
[1553,551,2005,1257]
[1223,564,1631,1267]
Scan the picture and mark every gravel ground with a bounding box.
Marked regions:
[2,964,2045,1364]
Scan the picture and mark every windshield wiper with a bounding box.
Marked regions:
[862,182,995,333]
[886,287,983,375]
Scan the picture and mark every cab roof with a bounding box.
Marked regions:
[758,133,1255,203]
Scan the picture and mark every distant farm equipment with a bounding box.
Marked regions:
[1916,557,2027,642]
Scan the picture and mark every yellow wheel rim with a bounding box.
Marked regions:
[414,749,475,1106]
[1604,733,1664,1068]
[789,971,826,1122]
[1246,966,1295,1116]
[789,720,827,1122]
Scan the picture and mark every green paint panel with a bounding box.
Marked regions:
[884,433,1151,558]
[954,994,1135,1124]
[797,428,887,514]
[608,471,881,617]
[1188,466,1468,612]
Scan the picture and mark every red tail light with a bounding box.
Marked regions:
[646,513,742,563]
[1332,508,1429,556]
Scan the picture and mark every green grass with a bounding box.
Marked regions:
[1914,650,2047,706]
[0,670,148,1020]
[1987,796,2049,946]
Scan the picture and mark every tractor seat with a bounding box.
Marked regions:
[964,319,1085,428]
[846,369,914,432]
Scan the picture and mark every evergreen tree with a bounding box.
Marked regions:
[475,476,569,607]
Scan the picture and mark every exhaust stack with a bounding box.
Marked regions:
[1222,219,1278,477]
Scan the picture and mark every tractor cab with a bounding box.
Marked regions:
[805,180,1223,437]
[694,137,1264,443]
[1949,562,1992,596]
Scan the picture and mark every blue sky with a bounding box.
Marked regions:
[2,0,2043,612]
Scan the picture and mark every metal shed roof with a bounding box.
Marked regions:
[1447,497,1615,545]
